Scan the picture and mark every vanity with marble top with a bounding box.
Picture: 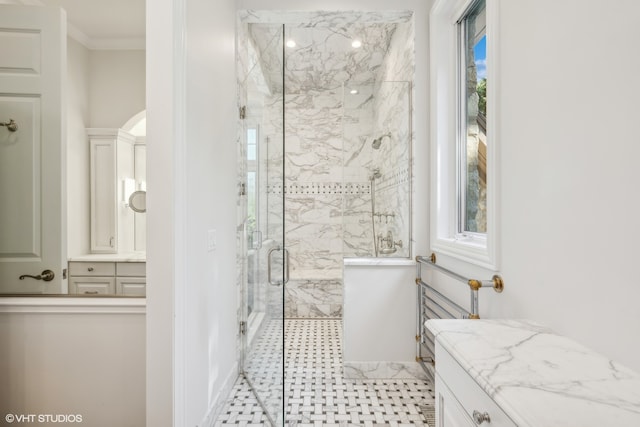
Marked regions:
[426,319,640,426]
[67,253,146,296]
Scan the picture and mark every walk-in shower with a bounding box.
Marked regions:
[237,10,414,425]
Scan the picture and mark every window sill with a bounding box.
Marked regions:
[431,236,496,271]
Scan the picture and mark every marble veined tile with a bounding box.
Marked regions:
[285,279,342,318]
[344,361,429,380]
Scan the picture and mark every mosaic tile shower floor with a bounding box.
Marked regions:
[215,319,435,426]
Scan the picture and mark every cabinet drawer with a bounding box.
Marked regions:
[69,277,116,295]
[116,262,146,277]
[68,261,116,276]
[436,344,516,427]
[116,277,146,296]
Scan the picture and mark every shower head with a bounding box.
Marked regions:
[371,133,391,150]
[369,168,382,180]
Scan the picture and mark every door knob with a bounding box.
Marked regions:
[19,270,55,282]
[0,119,18,132]
[473,410,491,424]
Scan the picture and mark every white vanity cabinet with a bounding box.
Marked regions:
[88,128,136,254]
[115,262,146,296]
[435,345,516,427]
[68,261,146,296]
[427,319,640,427]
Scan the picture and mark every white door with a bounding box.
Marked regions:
[0,5,66,293]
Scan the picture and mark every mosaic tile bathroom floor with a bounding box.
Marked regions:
[215,319,435,426]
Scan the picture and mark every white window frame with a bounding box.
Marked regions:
[430,0,500,270]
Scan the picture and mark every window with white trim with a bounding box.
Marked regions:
[458,0,486,236]
[430,0,499,270]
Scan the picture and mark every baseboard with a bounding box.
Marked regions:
[201,361,238,427]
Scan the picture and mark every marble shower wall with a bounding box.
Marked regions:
[342,84,376,258]
[342,20,414,259]
[369,81,411,258]
[283,89,345,281]
[238,12,414,319]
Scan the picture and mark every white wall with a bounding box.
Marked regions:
[67,37,91,257]
[146,0,239,426]
[430,0,640,372]
[0,300,145,427]
[89,49,145,128]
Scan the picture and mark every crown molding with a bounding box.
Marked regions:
[11,0,144,50]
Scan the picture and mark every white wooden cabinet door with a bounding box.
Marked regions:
[436,374,476,427]
[0,5,66,293]
[88,129,135,254]
[90,138,117,253]
[116,277,146,296]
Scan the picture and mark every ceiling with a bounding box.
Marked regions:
[11,0,145,49]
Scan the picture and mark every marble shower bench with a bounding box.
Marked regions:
[427,319,640,426]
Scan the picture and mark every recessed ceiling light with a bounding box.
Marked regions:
[351,40,362,49]
[286,39,296,48]
[350,89,359,95]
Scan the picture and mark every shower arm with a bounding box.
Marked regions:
[371,133,391,150]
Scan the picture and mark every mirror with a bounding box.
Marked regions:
[0,0,145,295]
[129,191,146,213]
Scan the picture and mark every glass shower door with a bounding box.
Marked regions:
[240,22,285,426]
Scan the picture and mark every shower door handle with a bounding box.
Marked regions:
[267,246,290,286]
[268,246,282,286]
[283,248,290,285]
[251,230,262,249]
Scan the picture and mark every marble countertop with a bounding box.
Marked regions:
[68,253,146,262]
[426,319,640,427]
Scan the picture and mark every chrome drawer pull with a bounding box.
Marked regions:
[473,410,491,424]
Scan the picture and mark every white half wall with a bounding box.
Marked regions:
[343,260,425,379]
[429,0,640,372]
[0,299,145,427]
